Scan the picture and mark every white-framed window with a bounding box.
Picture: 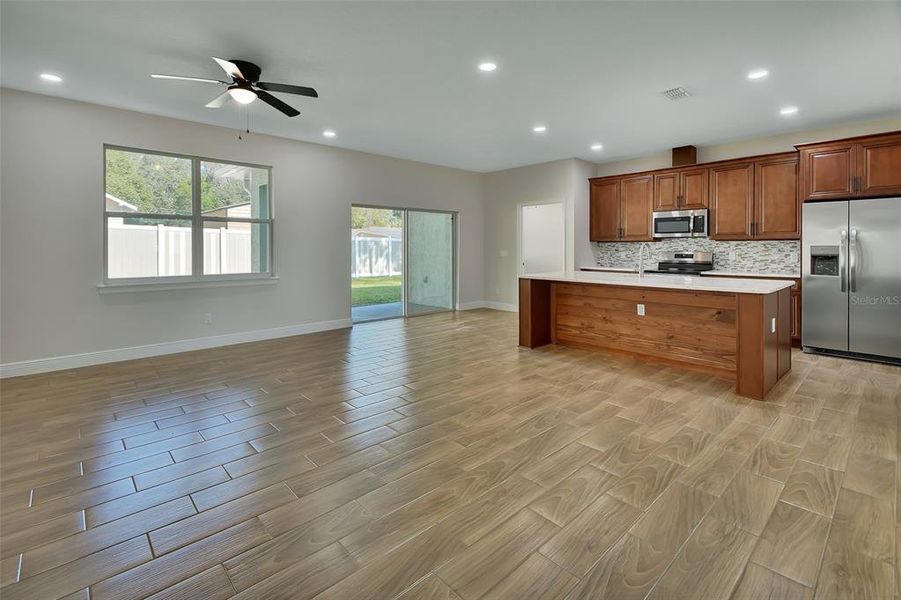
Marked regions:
[103,146,274,284]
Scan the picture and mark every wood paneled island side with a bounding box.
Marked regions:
[519,272,794,399]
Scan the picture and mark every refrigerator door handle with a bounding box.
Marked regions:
[840,228,848,292]
[849,228,858,293]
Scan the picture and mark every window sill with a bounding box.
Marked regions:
[97,276,279,294]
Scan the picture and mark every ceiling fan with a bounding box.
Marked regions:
[151,57,318,117]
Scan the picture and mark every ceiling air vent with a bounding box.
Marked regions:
[661,87,692,100]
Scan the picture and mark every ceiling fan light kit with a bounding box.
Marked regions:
[152,57,318,117]
[228,86,257,104]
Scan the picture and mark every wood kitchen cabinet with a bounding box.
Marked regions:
[587,131,898,244]
[858,134,901,197]
[710,153,799,240]
[654,168,708,210]
[798,131,901,201]
[791,289,801,345]
[589,179,621,241]
[620,175,654,240]
[755,154,800,239]
[709,162,754,240]
[589,175,652,241]
[705,274,802,346]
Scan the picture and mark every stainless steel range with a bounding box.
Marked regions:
[648,251,714,275]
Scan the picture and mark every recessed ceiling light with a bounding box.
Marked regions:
[478,62,497,72]
[323,129,336,138]
[532,125,547,133]
[747,69,769,80]
[780,105,799,116]
[40,73,62,83]
[590,143,604,151]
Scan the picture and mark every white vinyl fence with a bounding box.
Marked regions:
[352,237,402,278]
[108,223,251,278]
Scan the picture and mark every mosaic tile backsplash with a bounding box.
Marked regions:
[590,238,801,273]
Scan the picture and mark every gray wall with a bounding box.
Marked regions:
[482,158,594,308]
[0,89,484,364]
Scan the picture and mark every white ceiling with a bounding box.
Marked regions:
[2,1,900,172]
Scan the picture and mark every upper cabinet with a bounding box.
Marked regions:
[709,162,754,240]
[589,179,621,241]
[653,172,679,211]
[709,153,799,241]
[798,131,901,201]
[755,154,800,240]
[858,134,901,197]
[589,175,652,242]
[680,168,709,209]
[620,175,654,240]
[588,131,899,243]
[653,169,708,210]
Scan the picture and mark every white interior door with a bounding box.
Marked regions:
[520,203,565,275]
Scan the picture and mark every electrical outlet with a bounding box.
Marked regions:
[728,250,737,261]
[203,313,213,325]
[637,303,645,316]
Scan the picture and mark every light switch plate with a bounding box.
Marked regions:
[637,303,645,316]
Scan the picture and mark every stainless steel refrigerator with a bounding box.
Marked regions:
[802,197,901,362]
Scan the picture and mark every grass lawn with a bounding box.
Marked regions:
[352,275,402,306]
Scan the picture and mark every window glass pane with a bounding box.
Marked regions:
[107,217,192,278]
[200,162,270,219]
[203,221,270,275]
[105,149,193,215]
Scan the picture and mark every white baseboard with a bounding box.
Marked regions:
[458,301,518,312]
[484,301,518,312]
[0,318,353,379]
[457,300,519,312]
[458,301,487,310]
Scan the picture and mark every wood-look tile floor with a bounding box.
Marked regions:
[1,309,898,599]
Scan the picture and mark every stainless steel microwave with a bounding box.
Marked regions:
[652,209,708,238]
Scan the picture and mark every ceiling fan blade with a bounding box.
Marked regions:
[212,57,245,80]
[151,74,225,84]
[254,89,300,117]
[205,91,230,108]
[256,82,319,98]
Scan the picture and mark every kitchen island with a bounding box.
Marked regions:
[519,271,795,399]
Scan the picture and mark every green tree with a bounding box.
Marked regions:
[106,150,257,224]
[352,207,403,229]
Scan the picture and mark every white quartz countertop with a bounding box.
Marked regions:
[524,271,795,294]
[580,266,636,273]
[701,270,800,279]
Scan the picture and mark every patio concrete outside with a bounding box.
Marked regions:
[352,302,450,322]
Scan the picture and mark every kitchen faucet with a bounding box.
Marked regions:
[637,243,652,278]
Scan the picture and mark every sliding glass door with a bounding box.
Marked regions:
[405,210,455,316]
[351,206,455,322]
[351,207,404,322]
